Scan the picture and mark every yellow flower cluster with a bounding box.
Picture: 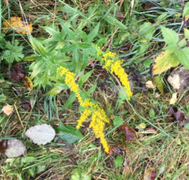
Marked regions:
[57,66,109,153]
[101,51,133,100]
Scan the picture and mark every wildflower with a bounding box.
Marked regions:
[57,66,109,153]
[102,51,133,100]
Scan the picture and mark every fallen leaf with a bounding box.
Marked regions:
[169,93,178,105]
[152,50,179,75]
[143,168,157,180]
[23,76,33,91]
[146,81,155,89]
[107,145,124,155]
[144,2,156,10]
[25,124,56,145]
[7,62,24,81]
[2,17,33,35]
[0,139,26,158]
[167,68,189,94]
[136,123,146,130]
[2,104,13,115]
[168,106,189,127]
[118,124,136,141]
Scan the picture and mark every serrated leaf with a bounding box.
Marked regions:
[183,2,189,17]
[25,124,56,145]
[56,125,83,143]
[152,50,179,75]
[177,47,189,70]
[160,26,179,45]
[1,139,26,158]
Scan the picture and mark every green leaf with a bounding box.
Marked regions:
[183,2,189,17]
[149,108,155,118]
[163,44,179,51]
[113,116,123,127]
[114,155,123,169]
[153,76,164,95]
[30,60,44,79]
[30,36,48,57]
[62,44,77,53]
[41,26,60,40]
[24,54,39,61]
[87,23,100,43]
[184,28,189,39]
[56,125,83,143]
[62,92,76,109]
[177,47,189,70]
[104,15,127,30]
[78,70,94,87]
[178,38,187,47]
[160,26,179,45]
[139,22,154,40]
[184,123,189,130]
[82,49,89,69]
[76,42,91,49]
[86,83,97,94]
[48,84,69,95]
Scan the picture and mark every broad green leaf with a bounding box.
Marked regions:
[177,47,189,70]
[149,108,155,118]
[48,84,69,95]
[184,28,189,39]
[183,2,189,17]
[30,36,48,57]
[113,116,123,127]
[114,155,123,169]
[139,22,154,40]
[41,26,60,39]
[163,44,179,51]
[56,125,83,143]
[160,26,179,45]
[152,50,179,75]
[184,123,189,130]
[87,23,100,43]
[178,38,187,47]
[62,92,76,109]
[104,15,127,30]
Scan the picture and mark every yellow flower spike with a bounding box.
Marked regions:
[57,66,110,153]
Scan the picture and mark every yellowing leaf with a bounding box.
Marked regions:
[2,17,33,35]
[24,76,33,91]
[2,104,13,115]
[152,50,179,75]
[169,93,178,105]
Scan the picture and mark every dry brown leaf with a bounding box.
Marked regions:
[118,124,136,141]
[2,104,13,115]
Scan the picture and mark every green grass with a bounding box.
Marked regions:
[1,0,189,179]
